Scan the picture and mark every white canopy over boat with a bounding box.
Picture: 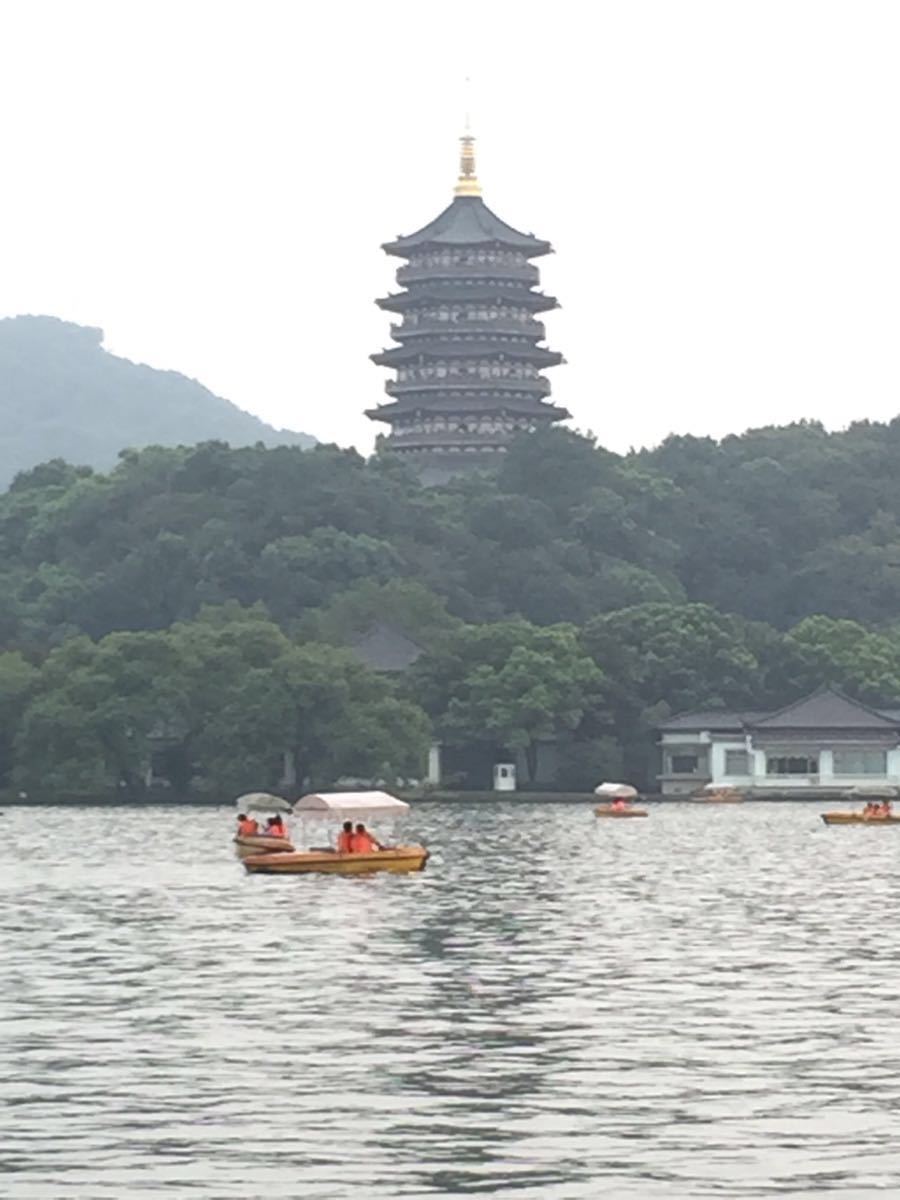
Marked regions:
[702,782,740,793]
[235,792,293,813]
[845,784,900,800]
[293,791,410,819]
[593,782,639,800]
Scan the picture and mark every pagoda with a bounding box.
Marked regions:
[368,134,568,481]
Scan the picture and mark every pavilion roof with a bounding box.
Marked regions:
[750,687,900,730]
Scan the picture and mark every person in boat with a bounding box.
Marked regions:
[350,823,383,853]
[236,813,259,837]
[336,820,354,853]
[266,815,289,838]
[611,797,630,811]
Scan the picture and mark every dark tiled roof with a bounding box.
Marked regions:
[658,709,758,732]
[750,687,900,730]
[384,197,551,257]
[660,689,900,734]
[347,624,423,673]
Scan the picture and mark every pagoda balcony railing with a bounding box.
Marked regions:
[384,377,552,398]
[390,319,546,341]
[396,263,540,286]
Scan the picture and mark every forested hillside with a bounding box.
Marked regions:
[5,422,900,798]
[0,316,315,488]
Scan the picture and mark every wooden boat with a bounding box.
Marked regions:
[233,834,295,860]
[595,806,648,819]
[821,812,900,826]
[243,845,429,875]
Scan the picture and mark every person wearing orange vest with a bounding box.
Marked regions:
[266,815,289,838]
[350,823,382,854]
[336,820,354,853]
[237,813,259,836]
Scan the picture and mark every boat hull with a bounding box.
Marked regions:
[234,835,295,859]
[821,813,900,826]
[595,807,648,818]
[243,845,430,875]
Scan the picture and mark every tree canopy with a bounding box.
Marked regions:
[7,420,900,795]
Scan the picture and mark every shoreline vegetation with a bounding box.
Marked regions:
[5,425,900,801]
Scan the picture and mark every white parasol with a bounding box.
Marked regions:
[235,792,293,813]
[593,782,639,800]
[845,784,900,800]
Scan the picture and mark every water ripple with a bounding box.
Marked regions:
[2,802,899,1197]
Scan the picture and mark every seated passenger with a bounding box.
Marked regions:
[350,822,382,854]
[266,815,289,838]
[336,820,354,853]
[237,813,259,836]
[611,797,629,811]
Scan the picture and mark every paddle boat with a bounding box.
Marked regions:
[821,812,900,826]
[233,792,296,859]
[593,781,648,818]
[242,791,429,876]
[821,785,900,826]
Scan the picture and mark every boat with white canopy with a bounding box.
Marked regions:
[242,791,429,875]
[593,782,648,818]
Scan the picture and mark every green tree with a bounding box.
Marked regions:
[414,622,607,782]
[0,652,38,789]
[582,602,763,784]
[197,643,430,793]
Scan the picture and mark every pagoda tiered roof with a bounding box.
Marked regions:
[371,342,562,368]
[383,196,551,258]
[377,286,558,314]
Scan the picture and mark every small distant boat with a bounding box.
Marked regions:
[821,812,900,826]
[594,805,648,819]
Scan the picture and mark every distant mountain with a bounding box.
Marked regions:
[0,315,316,489]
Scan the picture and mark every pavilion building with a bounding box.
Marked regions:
[368,134,568,483]
[657,687,900,797]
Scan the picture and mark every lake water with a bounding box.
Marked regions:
[2,801,899,1198]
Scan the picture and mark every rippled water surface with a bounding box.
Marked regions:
[3,801,900,1198]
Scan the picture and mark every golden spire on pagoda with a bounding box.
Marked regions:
[454,133,482,197]
[454,79,481,197]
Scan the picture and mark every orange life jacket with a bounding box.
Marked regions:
[268,824,287,838]
[237,818,258,836]
[337,830,354,853]
[351,832,378,854]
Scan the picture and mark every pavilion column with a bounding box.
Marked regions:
[427,742,442,785]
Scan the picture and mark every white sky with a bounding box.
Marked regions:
[2,0,899,454]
